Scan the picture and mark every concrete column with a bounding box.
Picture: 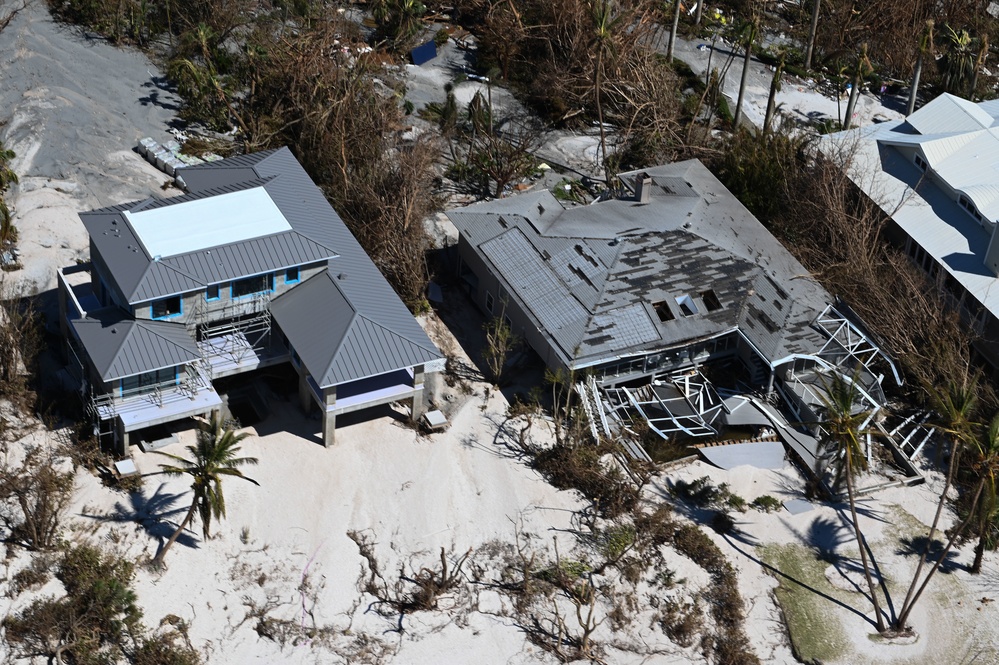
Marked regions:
[410,364,426,423]
[321,385,336,447]
[114,417,129,457]
[298,370,312,414]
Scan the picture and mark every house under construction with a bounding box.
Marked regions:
[58,148,442,455]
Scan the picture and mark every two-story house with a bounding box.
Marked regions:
[823,93,999,375]
[58,148,441,454]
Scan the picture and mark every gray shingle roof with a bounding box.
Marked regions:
[71,309,201,381]
[271,271,441,387]
[448,160,831,370]
[82,148,341,304]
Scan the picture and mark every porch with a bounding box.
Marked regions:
[198,329,290,379]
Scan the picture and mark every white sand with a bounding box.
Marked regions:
[0,5,995,664]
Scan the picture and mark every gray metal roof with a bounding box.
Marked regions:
[271,270,441,387]
[82,148,341,304]
[448,160,831,370]
[71,309,201,381]
[822,93,999,321]
[76,147,440,387]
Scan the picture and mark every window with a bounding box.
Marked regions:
[151,295,182,319]
[485,291,495,313]
[286,267,300,284]
[700,289,722,312]
[959,195,985,223]
[231,273,274,298]
[653,301,675,322]
[121,367,176,394]
[205,284,220,301]
[914,153,928,171]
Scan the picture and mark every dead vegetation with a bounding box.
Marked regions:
[348,530,473,620]
[713,130,988,407]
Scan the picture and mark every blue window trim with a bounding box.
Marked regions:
[205,284,221,301]
[150,296,183,320]
[285,267,300,284]
[231,273,274,299]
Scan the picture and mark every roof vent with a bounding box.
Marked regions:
[338,273,347,280]
[111,328,117,334]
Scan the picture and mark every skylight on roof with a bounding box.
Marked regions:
[125,187,291,258]
[675,294,699,317]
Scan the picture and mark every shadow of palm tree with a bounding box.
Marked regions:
[896,535,962,573]
[80,482,199,551]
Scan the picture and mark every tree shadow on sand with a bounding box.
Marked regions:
[80,481,199,552]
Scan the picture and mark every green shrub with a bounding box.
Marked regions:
[750,495,782,513]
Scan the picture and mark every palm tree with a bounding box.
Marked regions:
[970,465,998,574]
[897,377,978,617]
[666,0,681,60]
[894,412,999,629]
[733,16,758,130]
[817,372,887,632]
[152,416,259,566]
[907,20,934,116]
[804,0,821,71]
[842,43,871,131]
[590,0,622,185]
[941,26,976,95]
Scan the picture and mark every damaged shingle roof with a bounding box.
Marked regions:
[448,160,831,370]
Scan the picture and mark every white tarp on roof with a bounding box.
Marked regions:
[126,187,290,258]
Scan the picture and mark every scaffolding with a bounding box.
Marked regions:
[190,291,273,369]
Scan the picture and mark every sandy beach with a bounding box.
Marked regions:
[0,3,995,664]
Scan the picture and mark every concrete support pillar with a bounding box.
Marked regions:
[114,417,129,458]
[410,364,426,423]
[298,370,312,414]
[321,385,336,447]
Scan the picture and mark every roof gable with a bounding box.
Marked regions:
[270,271,440,387]
[71,312,200,381]
[83,148,343,303]
[907,93,996,135]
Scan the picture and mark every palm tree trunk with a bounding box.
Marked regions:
[846,452,887,632]
[764,58,784,134]
[152,500,198,567]
[667,0,681,60]
[843,67,861,130]
[734,28,753,129]
[804,0,820,71]
[895,478,986,630]
[594,49,608,183]
[972,530,987,574]
[897,438,961,619]
[694,0,703,26]
[907,52,923,116]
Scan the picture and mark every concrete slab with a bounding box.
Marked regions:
[783,498,815,515]
[699,440,785,470]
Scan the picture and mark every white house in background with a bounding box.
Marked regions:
[823,92,999,374]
